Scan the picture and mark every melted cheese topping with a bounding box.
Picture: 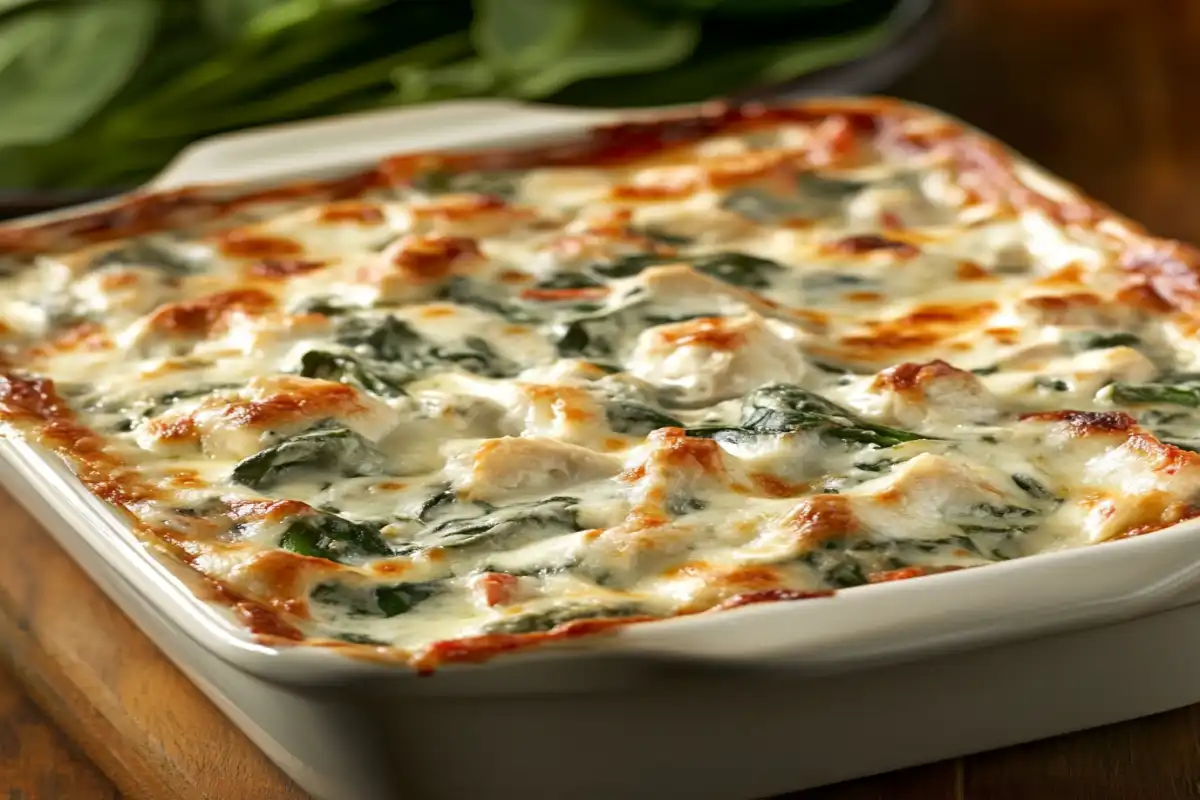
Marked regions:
[2,100,1198,667]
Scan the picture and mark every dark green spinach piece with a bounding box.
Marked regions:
[423,496,579,550]
[1081,332,1142,350]
[336,315,519,379]
[299,350,410,397]
[291,296,358,317]
[700,383,927,447]
[531,273,605,291]
[338,315,427,363]
[1011,473,1057,501]
[719,187,813,223]
[690,251,783,290]
[410,168,520,198]
[550,313,627,359]
[587,249,784,290]
[432,336,519,378]
[311,580,442,618]
[1033,377,1070,392]
[605,400,684,435]
[634,225,694,246]
[231,426,386,490]
[87,237,200,276]
[279,512,394,563]
[1110,374,1200,408]
[439,277,539,322]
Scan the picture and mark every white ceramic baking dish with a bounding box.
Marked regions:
[5,99,1200,800]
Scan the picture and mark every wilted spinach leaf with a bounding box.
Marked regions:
[279,512,394,563]
[605,400,683,435]
[86,237,202,276]
[690,384,927,448]
[588,250,783,290]
[422,496,579,549]
[588,252,676,280]
[311,579,442,618]
[299,350,411,397]
[439,277,539,323]
[1108,374,1200,408]
[1011,473,1057,501]
[410,168,520,198]
[1080,332,1141,350]
[690,251,783,289]
[336,314,519,379]
[550,312,627,359]
[232,426,386,490]
[338,315,427,363]
[432,336,519,378]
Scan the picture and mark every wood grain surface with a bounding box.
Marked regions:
[5,0,1200,798]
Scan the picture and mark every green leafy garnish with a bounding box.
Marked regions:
[1,0,913,189]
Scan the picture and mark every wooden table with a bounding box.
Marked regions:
[6,0,1200,797]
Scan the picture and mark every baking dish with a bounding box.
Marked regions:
[5,98,1200,799]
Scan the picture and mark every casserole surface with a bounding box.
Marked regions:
[3,98,1200,670]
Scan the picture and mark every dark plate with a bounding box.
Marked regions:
[0,0,939,222]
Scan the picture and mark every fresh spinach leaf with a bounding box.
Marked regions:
[0,1,158,148]
[232,426,386,490]
[475,0,700,99]
[200,0,278,39]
